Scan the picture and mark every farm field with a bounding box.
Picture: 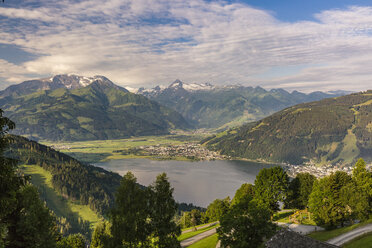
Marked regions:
[42,134,207,163]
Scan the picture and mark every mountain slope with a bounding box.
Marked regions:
[0,76,191,141]
[203,91,372,166]
[6,134,122,214]
[138,80,346,129]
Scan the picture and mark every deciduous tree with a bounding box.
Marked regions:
[254,166,289,213]
[205,198,230,222]
[285,173,315,209]
[231,183,254,207]
[218,196,276,248]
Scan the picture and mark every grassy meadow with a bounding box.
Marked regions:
[187,233,219,248]
[178,224,219,241]
[343,233,372,248]
[42,134,207,163]
[22,165,103,231]
[308,219,372,242]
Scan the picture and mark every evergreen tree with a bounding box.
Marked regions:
[352,158,372,215]
[149,173,181,248]
[309,171,353,227]
[109,172,151,248]
[6,185,59,248]
[340,182,369,222]
[91,221,112,248]
[1,111,58,247]
[0,110,22,247]
[254,166,289,213]
[57,234,86,248]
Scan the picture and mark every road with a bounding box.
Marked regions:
[276,222,324,235]
[181,228,217,248]
[326,224,372,246]
[182,222,218,234]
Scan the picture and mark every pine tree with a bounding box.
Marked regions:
[109,172,151,248]
[6,185,59,248]
[149,173,181,248]
[90,221,112,248]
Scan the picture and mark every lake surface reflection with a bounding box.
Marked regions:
[94,159,276,207]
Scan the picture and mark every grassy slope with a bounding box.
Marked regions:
[308,219,372,242]
[273,210,316,226]
[22,165,102,230]
[42,134,206,163]
[342,232,372,248]
[187,233,218,248]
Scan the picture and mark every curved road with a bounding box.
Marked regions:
[326,224,372,246]
[182,222,218,234]
[181,222,372,247]
[181,228,217,248]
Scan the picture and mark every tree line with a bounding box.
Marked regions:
[0,108,181,247]
[178,160,371,247]
[6,135,122,215]
[1,109,371,247]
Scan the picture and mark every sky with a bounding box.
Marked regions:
[0,0,372,92]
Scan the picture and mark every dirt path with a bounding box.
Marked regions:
[181,228,217,247]
[326,224,372,246]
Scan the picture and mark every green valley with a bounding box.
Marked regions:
[41,133,208,163]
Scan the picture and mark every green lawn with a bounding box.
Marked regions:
[187,233,218,248]
[273,210,295,221]
[274,210,316,226]
[41,134,206,163]
[22,165,103,230]
[178,225,219,241]
[308,219,372,242]
[342,232,372,248]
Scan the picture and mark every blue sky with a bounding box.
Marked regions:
[237,0,372,22]
[0,0,372,92]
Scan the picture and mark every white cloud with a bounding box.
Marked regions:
[0,0,371,92]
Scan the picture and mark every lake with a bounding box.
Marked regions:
[94,159,277,207]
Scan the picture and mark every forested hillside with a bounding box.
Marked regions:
[139,80,346,129]
[203,91,372,165]
[5,135,121,214]
[0,75,190,141]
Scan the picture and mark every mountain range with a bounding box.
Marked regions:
[137,80,349,129]
[203,91,372,166]
[0,75,190,141]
